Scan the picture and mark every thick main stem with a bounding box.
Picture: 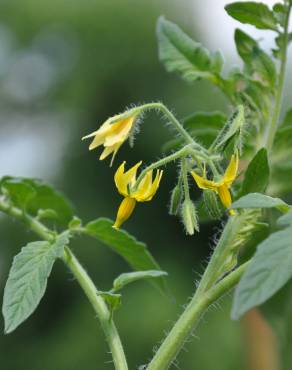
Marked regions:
[0,199,128,370]
[146,262,249,370]
[265,6,291,151]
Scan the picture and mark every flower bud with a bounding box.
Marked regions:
[169,184,182,216]
[181,199,199,235]
[203,189,223,220]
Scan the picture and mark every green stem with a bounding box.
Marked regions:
[146,261,249,370]
[140,102,195,145]
[63,248,128,370]
[135,145,192,188]
[195,216,241,296]
[135,146,220,190]
[265,5,291,151]
[0,198,128,370]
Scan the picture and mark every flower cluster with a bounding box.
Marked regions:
[83,106,239,230]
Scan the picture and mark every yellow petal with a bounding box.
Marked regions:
[223,153,239,187]
[104,117,135,147]
[191,171,219,191]
[146,170,163,201]
[82,120,112,150]
[99,143,121,162]
[113,197,136,229]
[82,115,136,163]
[133,170,153,200]
[134,169,163,202]
[114,161,142,196]
[88,135,105,150]
[217,184,232,209]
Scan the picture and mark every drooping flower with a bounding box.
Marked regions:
[191,154,239,215]
[82,114,137,165]
[113,161,163,228]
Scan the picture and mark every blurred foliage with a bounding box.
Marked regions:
[2,0,291,370]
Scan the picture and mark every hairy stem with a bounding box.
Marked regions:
[265,5,291,150]
[63,248,128,370]
[146,262,249,370]
[140,102,195,145]
[135,145,192,188]
[0,198,128,370]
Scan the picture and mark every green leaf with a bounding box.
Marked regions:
[1,178,36,209]
[184,111,226,134]
[25,178,74,224]
[157,16,222,84]
[36,209,59,221]
[1,177,74,224]
[112,270,168,292]
[84,218,166,291]
[239,148,269,197]
[277,211,292,227]
[225,2,278,31]
[260,280,292,345]
[99,292,122,317]
[2,232,70,333]
[68,216,82,230]
[234,29,276,87]
[232,228,292,320]
[232,193,290,213]
[273,3,287,27]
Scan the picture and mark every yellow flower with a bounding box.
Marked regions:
[82,115,137,165]
[113,161,163,228]
[191,154,239,215]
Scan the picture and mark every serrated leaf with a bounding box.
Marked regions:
[232,228,292,320]
[225,2,278,31]
[232,193,290,213]
[239,148,269,197]
[85,218,167,291]
[234,29,276,87]
[2,232,70,333]
[157,16,222,84]
[112,270,168,292]
[277,211,292,227]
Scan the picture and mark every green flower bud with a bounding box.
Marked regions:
[169,184,183,216]
[203,189,223,220]
[181,199,199,235]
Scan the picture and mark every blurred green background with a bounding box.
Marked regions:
[0,1,291,369]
